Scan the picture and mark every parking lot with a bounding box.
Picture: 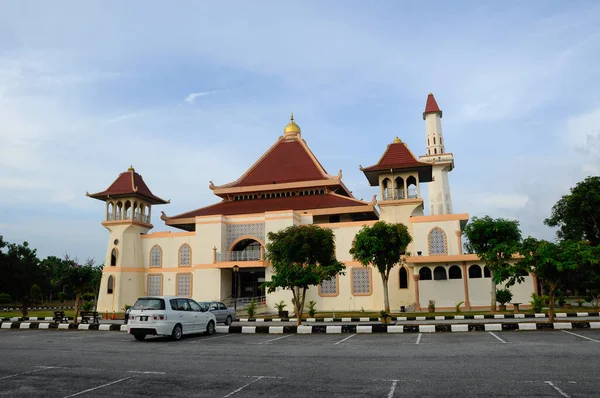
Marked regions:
[1,328,599,397]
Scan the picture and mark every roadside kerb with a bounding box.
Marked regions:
[2,321,599,334]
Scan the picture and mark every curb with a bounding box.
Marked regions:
[1,306,75,312]
[216,321,600,333]
[237,312,600,323]
[0,322,127,332]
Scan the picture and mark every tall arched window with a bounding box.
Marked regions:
[107,275,114,294]
[448,265,462,279]
[110,248,117,266]
[419,267,432,280]
[407,176,418,199]
[484,266,491,278]
[178,244,192,267]
[428,227,447,255]
[434,266,447,280]
[399,267,408,289]
[150,245,162,268]
[469,264,482,278]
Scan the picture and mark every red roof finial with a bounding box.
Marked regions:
[423,92,442,120]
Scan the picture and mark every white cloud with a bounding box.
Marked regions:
[185,90,232,104]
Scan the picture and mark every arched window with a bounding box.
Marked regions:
[110,248,117,266]
[107,275,114,294]
[178,244,191,267]
[434,266,447,280]
[394,177,405,199]
[434,148,437,154]
[407,176,417,199]
[484,266,491,278]
[150,245,162,267]
[399,267,408,289]
[419,267,432,280]
[382,178,391,200]
[448,265,462,279]
[469,264,482,278]
[124,201,131,219]
[433,137,436,144]
[428,227,447,255]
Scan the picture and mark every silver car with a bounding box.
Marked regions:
[199,301,236,325]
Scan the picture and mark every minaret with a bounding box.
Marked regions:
[419,93,454,215]
[86,166,169,312]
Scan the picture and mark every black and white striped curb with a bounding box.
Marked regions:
[215,322,600,334]
[238,312,600,323]
[2,321,599,333]
[0,322,127,331]
[1,306,74,312]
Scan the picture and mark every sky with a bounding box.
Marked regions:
[1,1,599,263]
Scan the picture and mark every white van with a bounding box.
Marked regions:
[127,296,217,341]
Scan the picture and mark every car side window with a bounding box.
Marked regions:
[169,299,180,311]
[209,302,218,311]
[218,303,226,310]
[179,299,191,311]
[188,300,202,312]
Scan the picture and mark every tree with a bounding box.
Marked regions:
[545,176,600,246]
[59,256,102,324]
[505,238,598,322]
[349,221,412,315]
[262,225,345,326]
[463,216,522,311]
[0,239,42,316]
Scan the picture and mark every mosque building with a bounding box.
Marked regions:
[88,93,535,313]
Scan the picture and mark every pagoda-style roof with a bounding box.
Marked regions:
[210,118,353,198]
[163,192,378,230]
[86,166,169,205]
[360,138,433,186]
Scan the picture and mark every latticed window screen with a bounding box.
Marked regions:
[320,277,337,295]
[352,268,371,294]
[177,274,191,296]
[148,275,162,296]
[179,244,191,266]
[429,228,447,255]
[150,246,162,267]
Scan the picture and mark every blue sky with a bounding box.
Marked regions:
[1,1,599,263]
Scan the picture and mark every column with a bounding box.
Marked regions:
[531,273,538,295]
[413,274,421,311]
[212,246,217,264]
[260,246,265,261]
[461,262,471,310]
[455,230,462,255]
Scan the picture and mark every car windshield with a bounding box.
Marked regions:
[198,302,210,311]
[132,298,165,310]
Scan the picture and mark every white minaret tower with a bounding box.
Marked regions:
[419,93,454,215]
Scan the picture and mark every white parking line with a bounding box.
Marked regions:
[128,371,166,375]
[222,376,265,397]
[0,366,59,380]
[488,332,507,343]
[561,330,600,343]
[193,334,235,343]
[259,334,294,344]
[62,376,134,398]
[387,380,398,398]
[544,381,571,398]
[333,334,356,345]
[416,333,422,344]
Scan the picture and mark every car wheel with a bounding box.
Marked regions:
[206,320,215,335]
[225,316,232,326]
[171,324,183,341]
[133,334,145,341]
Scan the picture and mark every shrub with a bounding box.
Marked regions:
[57,292,66,304]
[428,300,435,312]
[0,293,11,308]
[307,300,317,317]
[455,301,465,314]
[247,299,257,318]
[576,298,585,307]
[530,293,547,313]
[81,301,94,311]
[274,300,287,312]
[82,293,95,301]
[496,289,513,306]
[123,304,132,311]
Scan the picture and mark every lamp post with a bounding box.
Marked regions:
[233,265,239,314]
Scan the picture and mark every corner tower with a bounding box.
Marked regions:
[419,93,454,215]
[87,166,169,312]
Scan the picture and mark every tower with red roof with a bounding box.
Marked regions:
[87,166,169,312]
[419,93,454,215]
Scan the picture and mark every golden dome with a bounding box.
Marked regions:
[128,165,135,172]
[284,113,301,135]
[393,136,402,144]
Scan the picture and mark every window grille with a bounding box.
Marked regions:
[148,275,162,296]
[177,274,191,296]
[352,268,371,294]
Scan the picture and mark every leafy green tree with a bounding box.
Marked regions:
[349,221,412,315]
[463,216,522,311]
[505,238,598,322]
[59,256,102,323]
[545,176,600,246]
[262,225,345,326]
[0,239,42,316]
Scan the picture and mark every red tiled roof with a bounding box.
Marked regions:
[225,140,329,187]
[361,142,428,172]
[424,93,440,113]
[170,194,370,219]
[87,168,169,205]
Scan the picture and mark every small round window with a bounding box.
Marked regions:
[113,239,119,245]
